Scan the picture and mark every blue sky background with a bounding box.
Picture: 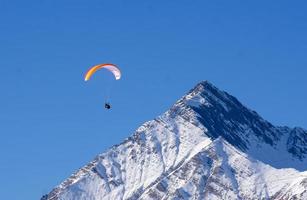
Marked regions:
[1,1,307,199]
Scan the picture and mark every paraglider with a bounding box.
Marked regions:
[105,103,111,109]
[84,63,121,109]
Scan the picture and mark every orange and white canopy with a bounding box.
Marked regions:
[84,63,121,81]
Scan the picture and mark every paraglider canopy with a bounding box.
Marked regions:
[84,63,121,81]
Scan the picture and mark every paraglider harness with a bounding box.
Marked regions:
[105,103,111,109]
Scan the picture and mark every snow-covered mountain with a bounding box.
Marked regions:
[42,81,307,200]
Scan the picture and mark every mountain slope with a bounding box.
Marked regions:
[43,81,307,200]
[139,138,307,200]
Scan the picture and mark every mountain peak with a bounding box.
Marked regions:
[186,80,221,98]
[198,80,218,90]
[171,81,307,170]
[43,81,307,200]
[181,80,239,111]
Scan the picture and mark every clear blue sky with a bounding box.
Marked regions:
[1,1,307,199]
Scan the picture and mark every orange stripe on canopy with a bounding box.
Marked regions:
[84,63,121,81]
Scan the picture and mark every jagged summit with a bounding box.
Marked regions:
[188,80,218,93]
[171,81,277,150]
[174,81,307,169]
[43,81,307,200]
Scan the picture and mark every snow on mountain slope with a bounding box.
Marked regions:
[139,138,307,200]
[176,81,307,170]
[42,81,307,200]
